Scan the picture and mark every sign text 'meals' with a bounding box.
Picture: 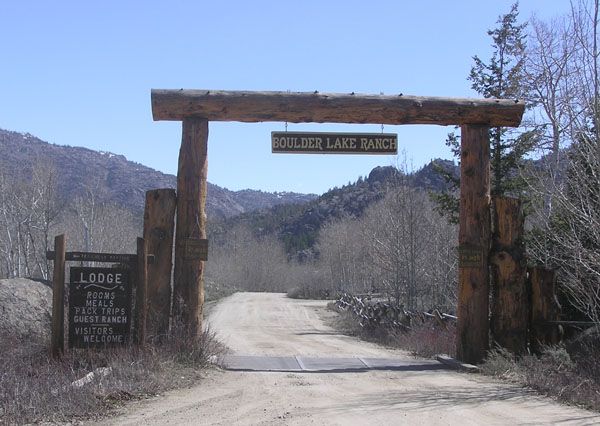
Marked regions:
[271,132,398,154]
[68,267,131,348]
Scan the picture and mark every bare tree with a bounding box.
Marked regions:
[0,160,61,279]
[317,216,372,295]
[206,224,292,294]
[525,14,578,167]
[526,0,600,323]
[62,188,140,256]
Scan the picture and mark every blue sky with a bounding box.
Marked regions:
[1,1,570,194]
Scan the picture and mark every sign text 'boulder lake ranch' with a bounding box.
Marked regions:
[271,132,398,154]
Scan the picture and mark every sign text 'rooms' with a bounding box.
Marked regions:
[271,132,398,154]
[69,267,132,348]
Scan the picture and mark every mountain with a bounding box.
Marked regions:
[216,161,459,257]
[0,129,316,219]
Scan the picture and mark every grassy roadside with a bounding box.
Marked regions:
[324,302,455,358]
[481,336,600,412]
[0,327,226,424]
[325,302,600,412]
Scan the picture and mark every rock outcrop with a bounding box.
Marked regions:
[0,278,52,343]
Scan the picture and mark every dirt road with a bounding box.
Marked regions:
[98,292,599,425]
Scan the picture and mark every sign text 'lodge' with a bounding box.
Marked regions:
[271,132,398,154]
[69,267,132,348]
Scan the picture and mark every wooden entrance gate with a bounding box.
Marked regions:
[151,89,524,364]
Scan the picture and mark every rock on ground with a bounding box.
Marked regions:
[0,278,52,343]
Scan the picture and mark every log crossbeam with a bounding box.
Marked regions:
[151,89,525,127]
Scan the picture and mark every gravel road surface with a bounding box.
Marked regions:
[97,292,600,425]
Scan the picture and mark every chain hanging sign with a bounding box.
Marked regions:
[271,131,398,154]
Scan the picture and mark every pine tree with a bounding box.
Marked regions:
[470,2,536,197]
[433,2,537,219]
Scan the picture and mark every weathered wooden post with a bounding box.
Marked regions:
[172,118,208,339]
[51,234,66,358]
[143,189,176,336]
[134,237,148,345]
[490,196,528,353]
[529,267,560,353]
[457,125,491,364]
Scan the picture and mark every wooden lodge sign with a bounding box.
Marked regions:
[68,267,132,348]
[271,131,398,154]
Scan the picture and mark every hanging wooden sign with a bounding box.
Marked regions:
[271,131,398,154]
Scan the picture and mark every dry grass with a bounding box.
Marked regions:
[326,302,456,358]
[482,331,600,412]
[0,327,226,424]
[390,322,456,358]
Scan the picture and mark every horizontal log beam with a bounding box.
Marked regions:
[151,89,525,127]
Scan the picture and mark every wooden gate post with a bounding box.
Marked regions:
[143,189,176,336]
[134,237,148,346]
[51,234,66,358]
[173,118,208,339]
[490,196,528,353]
[529,267,559,353]
[457,125,491,364]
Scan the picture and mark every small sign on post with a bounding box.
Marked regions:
[181,238,209,261]
[68,267,132,348]
[458,245,484,268]
[271,131,398,154]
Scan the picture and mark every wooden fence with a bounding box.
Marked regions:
[334,292,457,331]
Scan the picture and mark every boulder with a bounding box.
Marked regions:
[0,278,52,343]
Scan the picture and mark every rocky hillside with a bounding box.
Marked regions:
[215,160,459,256]
[0,129,316,219]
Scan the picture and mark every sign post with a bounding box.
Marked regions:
[50,234,66,358]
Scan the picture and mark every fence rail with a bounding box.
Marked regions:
[334,293,456,331]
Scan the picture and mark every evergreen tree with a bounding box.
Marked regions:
[433,2,537,219]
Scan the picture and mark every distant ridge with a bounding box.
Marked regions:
[0,129,316,219]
